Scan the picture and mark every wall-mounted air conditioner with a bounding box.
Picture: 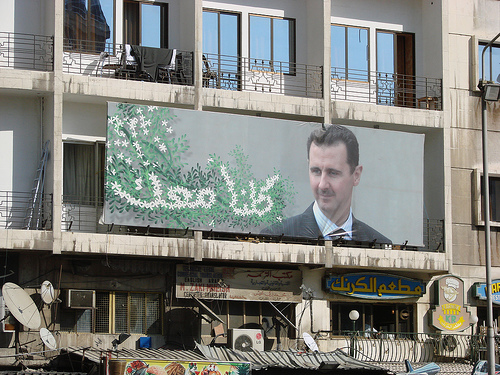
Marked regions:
[228,328,264,352]
[66,289,96,309]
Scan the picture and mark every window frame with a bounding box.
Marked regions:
[64,0,115,53]
[123,0,168,48]
[248,14,296,75]
[473,169,500,227]
[59,290,163,335]
[330,23,370,83]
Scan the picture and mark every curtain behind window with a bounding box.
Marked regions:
[63,143,96,204]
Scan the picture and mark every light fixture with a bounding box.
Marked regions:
[482,82,500,101]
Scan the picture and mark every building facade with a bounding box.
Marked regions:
[0,0,499,366]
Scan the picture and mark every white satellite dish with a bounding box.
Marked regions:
[303,332,319,352]
[2,282,41,329]
[40,328,57,350]
[40,280,55,304]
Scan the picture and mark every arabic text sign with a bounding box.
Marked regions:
[176,265,302,302]
[474,280,500,304]
[325,273,425,299]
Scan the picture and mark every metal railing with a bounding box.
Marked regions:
[0,191,52,230]
[60,196,443,252]
[0,32,53,71]
[203,53,323,98]
[330,67,442,110]
[338,331,486,364]
[63,39,194,86]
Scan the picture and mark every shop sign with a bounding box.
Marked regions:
[112,359,250,375]
[473,280,500,304]
[176,265,302,302]
[324,273,425,299]
[431,275,472,332]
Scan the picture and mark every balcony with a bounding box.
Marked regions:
[0,191,52,230]
[62,39,193,86]
[0,32,53,71]
[331,67,442,110]
[203,53,323,99]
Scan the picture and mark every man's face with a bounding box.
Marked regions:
[308,142,362,225]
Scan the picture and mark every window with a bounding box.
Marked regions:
[124,0,168,48]
[376,30,415,107]
[481,175,500,222]
[60,291,162,334]
[479,42,500,83]
[331,24,369,81]
[63,142,105,205]
[203,9,240,89]
[64,0,114,52]
[331,302,414,335]
[249,15,295,74]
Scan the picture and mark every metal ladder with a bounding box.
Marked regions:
[24,140,50,229]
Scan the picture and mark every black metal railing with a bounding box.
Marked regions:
[203,53,323,98]
[0,191,52,230]
[337,331,486,364]
[63,39,194,86]
[330,67,442,110]
[0,32,53,71]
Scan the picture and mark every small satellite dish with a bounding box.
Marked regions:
[40,280,55,304]
[2,282,41,329]
[303,332,319,352]
[40,327,57,350]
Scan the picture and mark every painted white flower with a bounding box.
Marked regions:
[125,158,132,165]
[121,139,129,147]
[147,105,157,112]
[159,143,167,152]
[144,128,149,135]
[154,136,160,143]
[166,127,173,133]
[131,130,138,138]
[135,178,143,190]
[117,152,124,159]
[136,107,143,114]
[161,120,168,127]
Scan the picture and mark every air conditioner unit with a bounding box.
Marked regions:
[228,329,264,352]
[66,289,96,309]
[0,296,15,332]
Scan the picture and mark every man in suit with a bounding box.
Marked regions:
[262,124,390,243]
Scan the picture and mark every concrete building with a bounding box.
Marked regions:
[0,0,499,369]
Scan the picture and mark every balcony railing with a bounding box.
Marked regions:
[203,53,323,99]
[331,67,442,110]
[0,191,52,230]
[0,32,53,71]
[63,39,193,86]
[60,196,443,252]
[336,331,486,364]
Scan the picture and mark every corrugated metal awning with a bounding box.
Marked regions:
[196,344,390,372]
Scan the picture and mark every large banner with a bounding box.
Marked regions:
[105,102,424,245]
[175,265,302,302]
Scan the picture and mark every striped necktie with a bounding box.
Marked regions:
[326,228,348,238]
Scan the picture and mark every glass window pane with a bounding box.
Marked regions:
[250,16,271,61]
[130,293,145,333]
[95,292,110,333]
[377,31,394,74]
[273,18,291,63]
[480,44,500,83]
[146,294,162,334]
[76,309,93,332]
[347,27,368,80]
[203,11,219,55]
[491,177,500,222]
[115,292,128,333]
[99,0,114,46]
[220,13,238,56]
[331,25,346,69]
[141,3,161,48]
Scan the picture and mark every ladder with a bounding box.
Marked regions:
[25,140,50,229]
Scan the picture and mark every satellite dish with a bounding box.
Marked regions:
[2,282,41,329]
[40,327,57,350]
[40,280,55,304]
[303,332,319,352]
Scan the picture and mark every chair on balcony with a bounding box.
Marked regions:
[202,55,218,88]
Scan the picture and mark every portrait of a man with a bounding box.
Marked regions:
[262,124,391,243]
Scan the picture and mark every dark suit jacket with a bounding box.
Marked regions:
[261,203,391,244]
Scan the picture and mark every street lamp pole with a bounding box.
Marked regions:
[479,32,500,375]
